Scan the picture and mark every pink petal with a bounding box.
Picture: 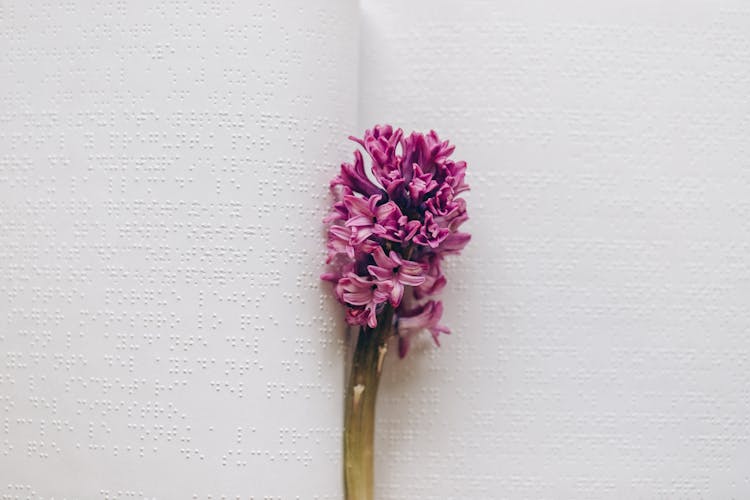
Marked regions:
[344,194,378,218]
[398,272,425,287]
[367,307,378,328]
[345,215,375,227]
[367,265,394,281]
[375,201,400,220]
[390,282,404,307]
[343,290,372,306]
[388,251,403,265]
[351,227,374,244]
[371,246,393,268]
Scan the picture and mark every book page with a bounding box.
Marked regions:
[359,0,750,497]
[0,0,357,496]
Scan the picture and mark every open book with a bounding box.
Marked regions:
[2,0,749,497]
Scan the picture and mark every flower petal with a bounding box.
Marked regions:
[371,246,393,268]
[390,282,404,307]
[398,272,425,287]
[367,265,394,281]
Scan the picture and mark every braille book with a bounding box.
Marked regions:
[1,0,749,497]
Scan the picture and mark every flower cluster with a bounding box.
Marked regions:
[322,125,470,357]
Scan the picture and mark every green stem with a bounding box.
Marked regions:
[343,306,394,500]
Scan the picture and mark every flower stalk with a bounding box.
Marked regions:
[323,125,471,497]
[343,305,394,500]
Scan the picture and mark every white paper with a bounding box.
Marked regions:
[360,0,750,498]
[3,0,750,498]
[0,0,357,497]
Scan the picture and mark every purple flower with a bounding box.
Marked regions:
[413,211,450,248]
[414,254,447,300]
[326,224,379,262]
[350,125,403,184]
[332,150,383,198]
[407,164,438,204]
[367,247,425,306]
[389,215,421,243]
[397,300,450,358]
[337,273,392,328]
[437,231,471,254]
[322,125,471,357]
[401,130,455,180]
[343,194,402,244]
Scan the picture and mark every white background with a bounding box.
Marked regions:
[1,1,357,497]
[362,1,750,497]
[2,0,750,498]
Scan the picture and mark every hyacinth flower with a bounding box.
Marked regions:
[321,125,470,499]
